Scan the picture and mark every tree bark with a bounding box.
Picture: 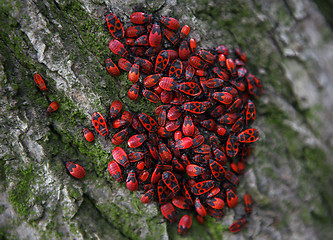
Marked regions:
[0,0,332,239]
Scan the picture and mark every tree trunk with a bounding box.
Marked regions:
[0,0,332,239]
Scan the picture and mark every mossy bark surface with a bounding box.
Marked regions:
[1,0,333,239]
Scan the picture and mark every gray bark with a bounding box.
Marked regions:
[0,0,332,239]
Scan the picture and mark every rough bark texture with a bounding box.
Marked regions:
[0,0,333,239]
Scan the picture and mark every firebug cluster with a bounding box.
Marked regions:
[88,10,262,235]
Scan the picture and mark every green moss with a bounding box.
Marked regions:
[313,0,333,29]
[274,206,290,230]
[276,3,294,26]
[68,186,82,200]
[299,205,312,225]
[0,228,8,240]
[303,147,326,171]
[259,102,303,159]
[0,6,35,70]
[167,215,227,240]
[69,223,78,235]
[259,96,333,236]
[0,156,6,182]
[43,0,109,63]
[262,166,279,180]
[54,230,64,239]
[43,215,65,239]
[94,201,163,240]
[194,0,250,27]
[8,165,35,218]
[301,146,333,223]
[261,103,333,237]
[204,217,228,239]
[0,205,4,215]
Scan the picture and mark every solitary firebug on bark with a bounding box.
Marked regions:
[33,73,47,91]
[229,218,247,233]
[244,193,253,214]
[66,161,85,179]
[47,101,59,113]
